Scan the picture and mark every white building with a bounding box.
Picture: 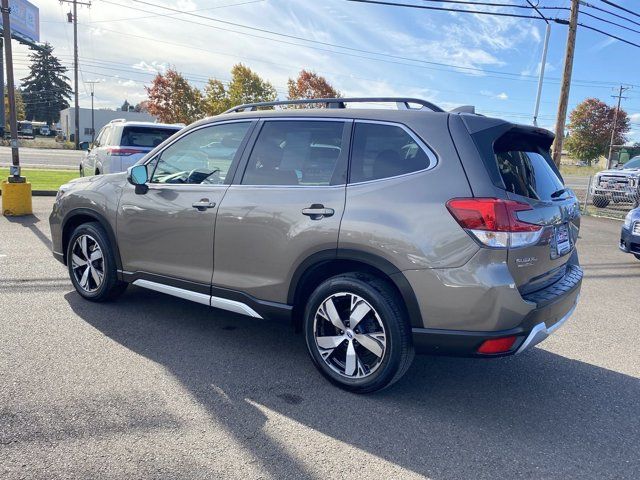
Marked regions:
[59,107,157,143]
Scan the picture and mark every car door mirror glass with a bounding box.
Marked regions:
[128,164,148,185]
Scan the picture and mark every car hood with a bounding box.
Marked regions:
[596,168,640,177]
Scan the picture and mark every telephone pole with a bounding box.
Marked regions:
[607,85,630,169]
[552,0,580,167]
[60,0,91,149]
[2,0,20,174]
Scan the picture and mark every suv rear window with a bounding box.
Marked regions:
[493,132,564,200]
[120,126,180,148]
[350,122,431,183]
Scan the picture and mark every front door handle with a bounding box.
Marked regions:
[302,204,334,220]
[192,199,216,211]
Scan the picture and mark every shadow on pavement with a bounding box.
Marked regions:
[65,287,640,479]
[5,212,52,250]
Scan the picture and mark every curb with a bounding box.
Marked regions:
[0,190,57,196]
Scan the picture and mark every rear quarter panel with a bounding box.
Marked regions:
[339,116,478,270]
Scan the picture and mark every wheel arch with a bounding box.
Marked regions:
[288,249,423,328]
[61,208,122,272]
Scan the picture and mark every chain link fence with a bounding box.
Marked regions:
[576,175,639,219]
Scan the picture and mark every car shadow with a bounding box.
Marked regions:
[4,212,52,250]
[65,287,640,479]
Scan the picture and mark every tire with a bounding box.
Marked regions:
[592,195,610,208]
[303,273,414,393]
[66,222,127,302]
[79,165,84,177]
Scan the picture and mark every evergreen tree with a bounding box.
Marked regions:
[20,43,72,124]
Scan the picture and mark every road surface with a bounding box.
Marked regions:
[0,146,83,169]
[1,197,638,479]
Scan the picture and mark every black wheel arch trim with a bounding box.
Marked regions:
[61,208,123,272]
[288,248,424,328]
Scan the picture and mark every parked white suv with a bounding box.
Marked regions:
[80,120,183,176]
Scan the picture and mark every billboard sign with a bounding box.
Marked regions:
[0,0,40,43]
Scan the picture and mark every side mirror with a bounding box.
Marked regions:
[127,164,149,194]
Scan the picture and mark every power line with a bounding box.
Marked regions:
[599,0,640,20]
[580,1,640,28]
[578,22,640,49]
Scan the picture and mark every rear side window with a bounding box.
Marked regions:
[242,120,346,186]
[120,126,180,148]
[350,122,431,183]
[494,133,563,200]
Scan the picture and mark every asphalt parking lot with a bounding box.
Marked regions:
[1,197,639,479]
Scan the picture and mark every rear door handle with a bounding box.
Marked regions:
[192,199,216,211]
[302,204,334,220]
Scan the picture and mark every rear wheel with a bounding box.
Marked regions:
[303,273,414,393]
[67,222,127,302]
[592,195,610,208]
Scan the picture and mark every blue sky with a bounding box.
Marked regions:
[14,0,640,141]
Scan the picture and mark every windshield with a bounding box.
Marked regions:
[621,157,640,169]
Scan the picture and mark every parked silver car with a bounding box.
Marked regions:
[80,120,182,176]
[50,98,583,392]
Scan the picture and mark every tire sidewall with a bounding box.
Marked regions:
[67,223,116,300]
[303,275,406,392]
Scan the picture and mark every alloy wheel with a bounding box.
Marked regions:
[71,234,104,293]
[313,292,387,379]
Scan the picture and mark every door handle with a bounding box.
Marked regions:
[302,204,334,220]
[192,199,216,211]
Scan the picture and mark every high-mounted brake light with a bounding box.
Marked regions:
[107,148,145,156]
[447,198,543,248]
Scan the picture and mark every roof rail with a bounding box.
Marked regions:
[222,97,444,114]
[108,118,127,123]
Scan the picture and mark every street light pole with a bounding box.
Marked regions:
[86,81,98,143]
[526,0,550,127]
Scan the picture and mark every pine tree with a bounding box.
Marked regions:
[20,43,72,124]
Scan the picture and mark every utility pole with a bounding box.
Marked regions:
[86,80,98,143]
[607,85,630,169]
[526,1,551,127]
[60,0,91,149]
[1,0,20,176]
[552,0,580,167]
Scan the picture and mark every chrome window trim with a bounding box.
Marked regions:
[347,119,439,186]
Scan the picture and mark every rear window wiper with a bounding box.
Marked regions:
[550,188,568,199]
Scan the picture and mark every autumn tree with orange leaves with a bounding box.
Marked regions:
[145,68,203,124]
[287,70,340,107]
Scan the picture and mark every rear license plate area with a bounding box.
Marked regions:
[555,224,571,256]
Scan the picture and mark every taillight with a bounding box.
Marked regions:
[107,148,144,156]
[446,198,543,248]
[477,336,517,354]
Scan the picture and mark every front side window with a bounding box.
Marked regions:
[242,120,346,186]
[150,122,251,184]
[350,122,432,183]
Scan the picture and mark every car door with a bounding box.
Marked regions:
[84,126,106,174]
[212,118,350,303]
[117,120,255,289]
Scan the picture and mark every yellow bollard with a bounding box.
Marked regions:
[1,180,33,216]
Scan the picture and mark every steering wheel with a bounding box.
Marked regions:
[187,167,221,184]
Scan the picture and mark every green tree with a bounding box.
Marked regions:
[20,43,72,124]
[4,87,26,129]
[145,68,203,124]
[202,64,277,116]
[565,98,630,166]
[287,70,340,107]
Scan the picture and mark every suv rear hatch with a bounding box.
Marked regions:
[451,117,581,295]
[112,125,181,170]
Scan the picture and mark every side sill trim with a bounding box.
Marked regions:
[132,279,263,319]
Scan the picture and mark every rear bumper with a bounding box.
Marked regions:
[411,265,582,357]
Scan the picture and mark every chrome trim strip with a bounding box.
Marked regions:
[131,279,263,319]
[515,295,579,355]
[210,296,262,319]
[133,279,210,306]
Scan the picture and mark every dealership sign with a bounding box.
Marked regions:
[0,0,39,43]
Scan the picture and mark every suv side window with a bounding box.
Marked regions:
[150,122,251,185]
[93,127,107,147]
[241,120,346,186]
[350,122,432,183]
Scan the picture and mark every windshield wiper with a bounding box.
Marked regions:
[550,188,568,199]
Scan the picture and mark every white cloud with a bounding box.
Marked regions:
[496,92,508,100]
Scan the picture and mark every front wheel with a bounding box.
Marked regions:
[67,222,127,302]
[592,195,610,208]
[303,273,414,393]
